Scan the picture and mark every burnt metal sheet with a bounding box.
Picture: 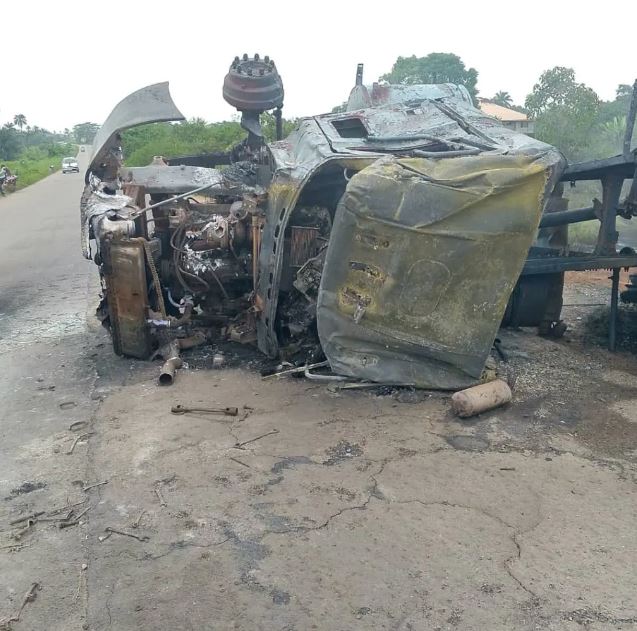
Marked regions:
[316,152,562,389]
[120,165,224,194]
[87,82,185,178]
[347,83,473,110]
[102,239,151,359]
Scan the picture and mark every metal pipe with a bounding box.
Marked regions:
[131,182,222,218]
[623,79,637,160]
[159,342,182,386]
[609,268,620,352]
[538,206,596,228]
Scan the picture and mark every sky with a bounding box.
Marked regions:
[1,0,635,131]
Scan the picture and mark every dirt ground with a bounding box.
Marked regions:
[2,273,637,630]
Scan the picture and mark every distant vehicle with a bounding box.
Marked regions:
[80,146,86,152]
[62,157,79,173]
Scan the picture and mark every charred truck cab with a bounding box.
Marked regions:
[82,55,568,389]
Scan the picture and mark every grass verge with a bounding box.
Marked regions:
[2,146,78,191]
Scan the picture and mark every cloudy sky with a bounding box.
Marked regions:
[1,0,635,131]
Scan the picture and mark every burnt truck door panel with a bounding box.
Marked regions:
[316,153,561,389]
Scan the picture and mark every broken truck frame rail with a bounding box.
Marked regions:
[81,60,636,386]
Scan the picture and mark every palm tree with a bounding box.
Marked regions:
[13,114,27,132]
[492,91,513,108]
[602,116,626,145]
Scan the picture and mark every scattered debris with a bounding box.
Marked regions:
[234,429,279,449]
[9,512,44,526]
[0,582,40,629]
[66,432,94,455]
[262,361,328,381]
[154,474,175,507]
[0,543,25,552]
[154,485,167,507]
[46,499,87,517]
[451,379,512,418]
[131,510,145,529]
[59,505,93,529]
[11,520,36,541]
[229,456,252,469]
[171,404,239,417]
[104,527,149,542]
[83,480,108,492]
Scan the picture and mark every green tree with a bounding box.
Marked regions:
[73,122,100,144]
[525,67,598,116]
[492,91,512,107]
[0,124,22,160]
[13,114,27,132]
[381,53,479,101]
[525,67,599,159]
[616,84,635,100]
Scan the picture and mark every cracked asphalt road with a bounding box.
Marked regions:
[1,158,637,630]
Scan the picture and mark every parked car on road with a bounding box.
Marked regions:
[62,157,79,173]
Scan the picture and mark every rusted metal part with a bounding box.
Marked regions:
[223,54,284,142]
[234,429,279,449]
[102,238,152,359]
[158,341,182,386]
[290,226,320,266]
[170,405,239,416]
[104,527,149,542]
[223,54,284,113]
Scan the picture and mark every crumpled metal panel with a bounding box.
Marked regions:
[347,82,473,110]
[120,165,224,194]
[81,189,136,259]
[87,82,185,178]
[316,151,564,389]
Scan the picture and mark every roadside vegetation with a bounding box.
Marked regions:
[3,145,78,189]
[0,118,94,192]
[121,114,297,167]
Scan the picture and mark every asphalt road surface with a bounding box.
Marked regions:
[0,152,116,629]
[1,157,637,630]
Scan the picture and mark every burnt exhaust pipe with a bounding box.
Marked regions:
[159,342,182,386]
[156,333,207,386]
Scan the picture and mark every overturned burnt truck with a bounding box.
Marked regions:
[81,56,568,389]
